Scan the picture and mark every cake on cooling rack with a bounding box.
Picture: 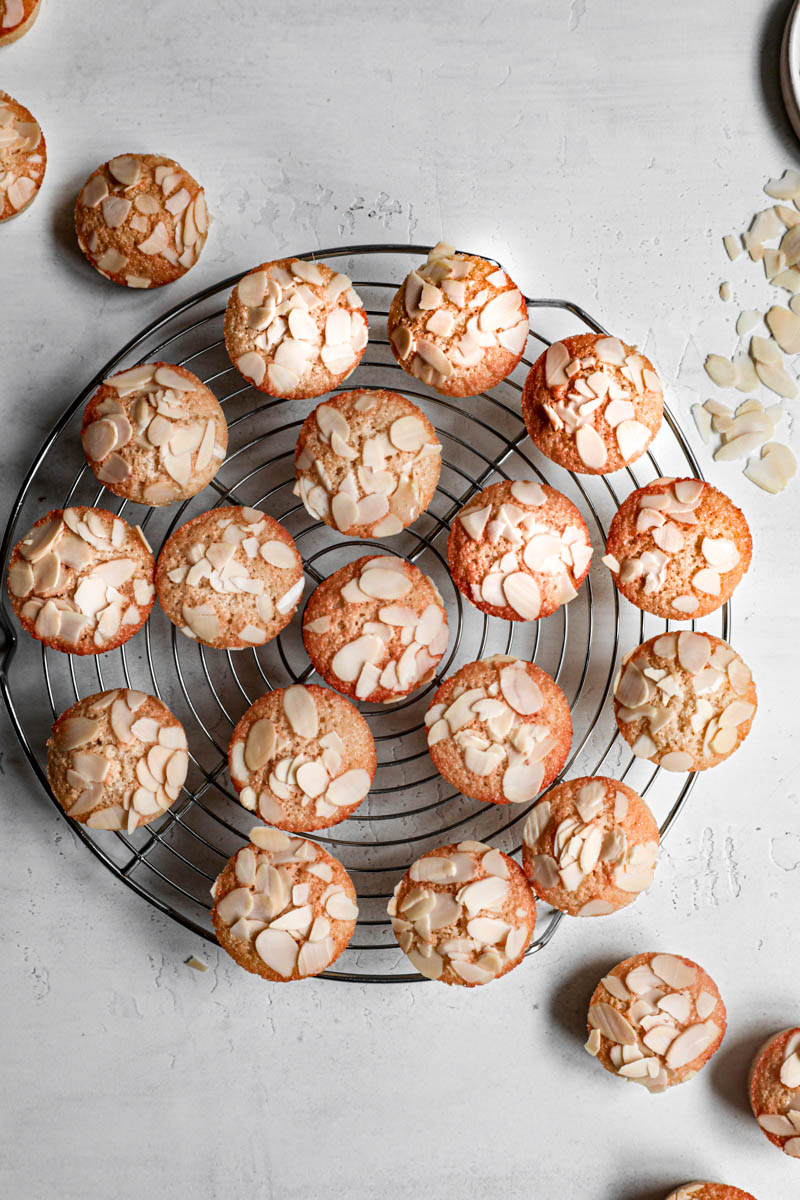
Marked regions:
[81,362,228,506]
[387,841,537,986]
[425,655,572,806]
[228,684,376,832]
[522,332,664,473]
[603,477,752,619]
[522,776,659,917]
[585,952,727,1092]
[225,258,368,399]
[212,825,359,981]
[302,555,449,703]
[447,478,592,621]
[387,242,529,397]
[7,506,155,654]
[155,506,304,649]
[0,91,46,221]
[74,152,208,288]
[293,388,441,538]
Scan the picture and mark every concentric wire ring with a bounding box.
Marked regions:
[0,245,728,982]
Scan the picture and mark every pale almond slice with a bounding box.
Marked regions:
[736,309,761,336]
[772,266,800,292]
[750,335,780,364]
[766,305,800,354]
[765,168,800,200]
[704,354,736,387]
[732,353,758,392]
[755,359,797,398]
[723,234,742,261]
[719,281,732,301]
[691,404,712,443]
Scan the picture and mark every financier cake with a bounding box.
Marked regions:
[604,477,752,619]
[522,776,659,917]
[302,555,449,703]
[155,507,303,649]
[426,656,572,805]
[81,362,227,505]
[522,333,664,473]
[387,242,529,397]
[47,688,188,833]
[748,1027,800,1158]
[0,92,46,221]
[447,479,592,621]
[228,684,376,831]
[613,631,757,772]
[212,825,359,981]
[225,258,368,399]
[585,951,727,1092]
[293,388,441,538]
[664,1186,757,1200]
[75,153,208,288]
[0,0,41,46]
[8,507,155,654]
[387,841,536,985]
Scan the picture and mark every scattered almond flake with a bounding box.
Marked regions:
[780,224,800,266]
[772,266,800,291]
[703,397,732,416]
[714,432,768,461]
[719,281,731,301]
[764,168,800,200]
[723,234,742,261]
[732,352,758,392]
[750,334,781,364]
[704,354,736,387]
[691,403,712,443]
[742,232,764,262]
[766,304,800,354]
[791,294,800,316]
[736,309,762,337]
[755,358,797,398]
[744,442,797,492]
[775,203,800,227]
[762,440,797,478]
[750,208,783,242]
[186,955,208,972]
[764,248,787,280]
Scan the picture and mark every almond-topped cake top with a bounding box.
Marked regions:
[302,555,449,704]
[294,388,441,538]
[74,153,208,288]
[81,363,228,506]
[228,684,376,832]
[47,689,188,833]
[225,258,369,399]
[447,479,593,621]
[585,951,727,1092]
[388,841,536,986]
[387,242,529,397]
[604,477,752,619]
[0,92,46,221]
[212,826,359,982]
[522,776,659,917]
[426,656,572,806]
[8,507,155,655]
[749,1027,800,1159]
[155,507,304,650]
[613,631,757,772]
[522,332,664,473]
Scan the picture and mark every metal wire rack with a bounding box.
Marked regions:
[0,244,729,982]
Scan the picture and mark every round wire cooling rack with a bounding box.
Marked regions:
[0,244,730,983]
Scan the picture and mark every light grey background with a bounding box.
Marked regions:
[2,2,798,1197]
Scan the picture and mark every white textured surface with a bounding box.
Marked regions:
[2,2,799,1197]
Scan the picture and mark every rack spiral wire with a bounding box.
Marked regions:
[0,245,729,982]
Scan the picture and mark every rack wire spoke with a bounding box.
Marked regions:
[0,245,726,982]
